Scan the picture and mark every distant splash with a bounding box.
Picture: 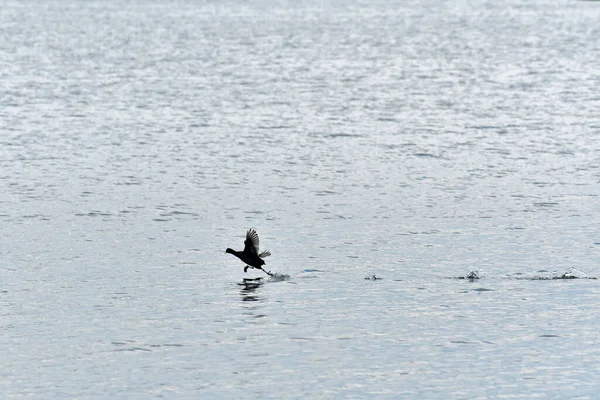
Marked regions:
[466,269,483,280]
[448,267,596,281]
[530,267,596,280]
[466,270,483,280]
[450,269,483,280]
[364,273,383,280]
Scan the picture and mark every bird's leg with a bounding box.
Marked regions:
[258,267,273,277]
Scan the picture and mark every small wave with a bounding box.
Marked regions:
[326,133,362,138]
[113,347,152,352]
[413,152,441,158]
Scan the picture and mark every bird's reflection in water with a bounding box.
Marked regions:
[239,277,265,302]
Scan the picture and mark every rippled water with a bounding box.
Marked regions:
[2,0,600,398]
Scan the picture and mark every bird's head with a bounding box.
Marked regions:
[225,248,234,254]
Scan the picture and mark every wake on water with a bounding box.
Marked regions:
[240,272,290,285]
[238,268,595,285]
[536,267,595,280]
[450,267,597,281]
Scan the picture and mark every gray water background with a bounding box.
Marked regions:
[1,0,600,398]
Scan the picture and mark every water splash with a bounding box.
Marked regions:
[513,267,597,280]
[466,269,483,280]
[268,272,290,282]
[364,273,382,280]
[451,269,483,280]
[550,267,589,280]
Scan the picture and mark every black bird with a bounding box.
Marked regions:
[226,229,272,276]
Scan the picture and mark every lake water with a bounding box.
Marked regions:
[2,0,600,398]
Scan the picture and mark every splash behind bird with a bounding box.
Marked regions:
[226,229,272,276]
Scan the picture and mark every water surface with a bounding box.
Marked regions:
[1,0,600,398]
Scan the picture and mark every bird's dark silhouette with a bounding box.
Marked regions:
[226,229,272,276]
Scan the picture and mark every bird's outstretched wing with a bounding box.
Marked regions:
[259,250,271,258]
[244,229,260,255]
